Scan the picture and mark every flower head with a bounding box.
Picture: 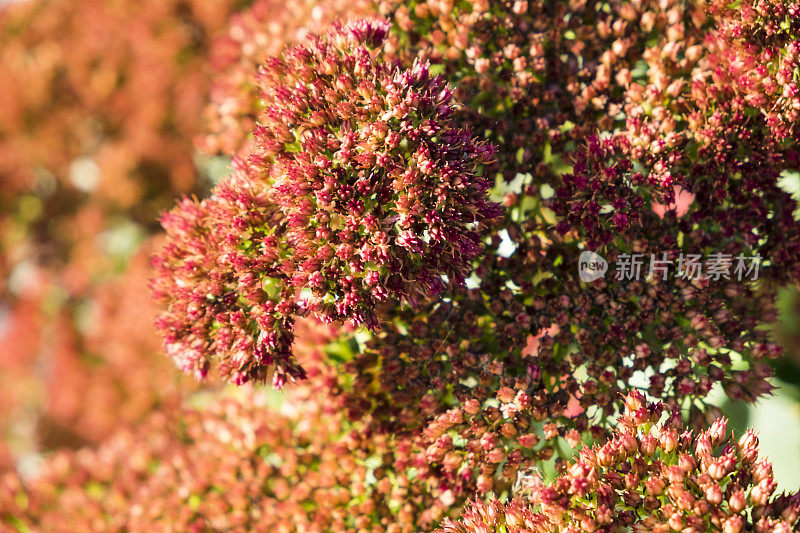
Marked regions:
[442,391,800,532]
[153,19,499,385]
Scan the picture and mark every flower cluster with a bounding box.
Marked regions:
[710,0,800,141]
[151,185,308,386]
[0,349,455,532]
[201,0,372,156]
[442,391,800,532]
[181,0,799,435]
[554,135,675,248]
[152,19,499,385]
[183,0,789,423]
[2,0,800,530]
[441,499,545,533]
[253,20,499,317]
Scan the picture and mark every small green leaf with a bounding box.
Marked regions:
[778,170,800,220]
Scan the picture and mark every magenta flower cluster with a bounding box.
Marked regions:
[151,19,499,386]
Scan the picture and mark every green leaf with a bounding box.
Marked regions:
[559,121,575,133]
[778,170,800,220]
[429,63,446,76]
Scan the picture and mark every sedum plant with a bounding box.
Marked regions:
[0,0,799,531]
[442,392,800,532]
[151,19,500,386]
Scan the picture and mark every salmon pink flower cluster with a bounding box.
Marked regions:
[443,391,800,532]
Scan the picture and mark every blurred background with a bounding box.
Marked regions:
[0,0,798,492]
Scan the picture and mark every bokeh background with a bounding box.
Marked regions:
[0,0,798,496]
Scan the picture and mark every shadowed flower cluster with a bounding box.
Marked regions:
[174,0,794,464]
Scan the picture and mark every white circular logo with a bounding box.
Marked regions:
[578,251,608,282]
